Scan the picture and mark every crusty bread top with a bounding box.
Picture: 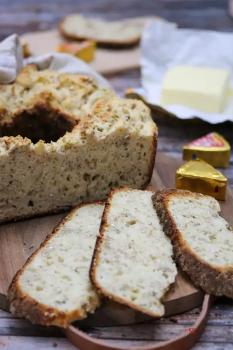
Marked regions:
[0,65,156,152]
[0,64,109,123]
[60,15,152,46]
[8,202,104,327]
[158,189,233,268]
[91,188,177,317]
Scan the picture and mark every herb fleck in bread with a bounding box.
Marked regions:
[91,188,177,317]
[8,202,104,327]
[0,65,157,223]
[60,14,152,47]
[153,189,233,298]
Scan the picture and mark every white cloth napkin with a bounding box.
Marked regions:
[0,34,109,87]
[138,21,233,123]
[0,34,23,83]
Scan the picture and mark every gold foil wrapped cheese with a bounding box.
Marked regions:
[183,132,230,168]
[57,40,96,62]
[176,159,227,200]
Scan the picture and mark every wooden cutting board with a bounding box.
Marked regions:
[0,152,232,325]
[21,29,140,75]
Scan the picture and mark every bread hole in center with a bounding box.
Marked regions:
[0,108,76,143]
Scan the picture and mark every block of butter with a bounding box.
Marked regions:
[160,66,230,113]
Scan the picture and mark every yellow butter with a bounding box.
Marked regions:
[160,66,230,113]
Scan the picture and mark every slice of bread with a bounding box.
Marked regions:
[91,188,177,317]
[8,202,104,327]
[60,14,153,47]
[153,189,233,298]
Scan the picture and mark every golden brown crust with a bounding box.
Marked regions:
[8,201,102,328]
[59,20,140,48]
[153,189,233,298]
[1,202,79,225]
[142,125,157,189]
[0,65,96,143]
[90,188,163,318]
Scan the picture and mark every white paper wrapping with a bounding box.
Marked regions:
[0,34,23,84]
[138,21,233,124]
[0,34,109,87]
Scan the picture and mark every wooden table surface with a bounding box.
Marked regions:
[0,1,233,349]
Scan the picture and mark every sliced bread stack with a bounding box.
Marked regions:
[8,188,177,325]
[8,187,233,328]
[153,189,233,298]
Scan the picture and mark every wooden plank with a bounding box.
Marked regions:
[0,302,233,350]
[0,336,76,350]
[1,336,233,350]
[0,317,62,337]
[83,340,233,350]
[2,299,233,324]
[0,0,232,42]
[72,324,233,343]
[1,313,233,342]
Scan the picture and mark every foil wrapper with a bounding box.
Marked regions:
[57,41,96,63]
[183,132,230,168]
[176,159,227,200]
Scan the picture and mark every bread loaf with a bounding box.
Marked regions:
[0,65,157,223]
[91,188,177,317]
[8,202,104,327]
[153,189,233,298]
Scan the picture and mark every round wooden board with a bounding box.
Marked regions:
[0,153,212,326]
[0,217,203,327]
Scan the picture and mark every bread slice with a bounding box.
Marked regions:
[153,189,233,298]
[8,202,104,327]
[60,14,152,47]
[91,188,177,317]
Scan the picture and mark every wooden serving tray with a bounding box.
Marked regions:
[0,152,232,326]
[21,29,140,75]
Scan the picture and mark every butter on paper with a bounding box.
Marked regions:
[160,66,230,114]
[137,20,233,123]
[176,159,227,200]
